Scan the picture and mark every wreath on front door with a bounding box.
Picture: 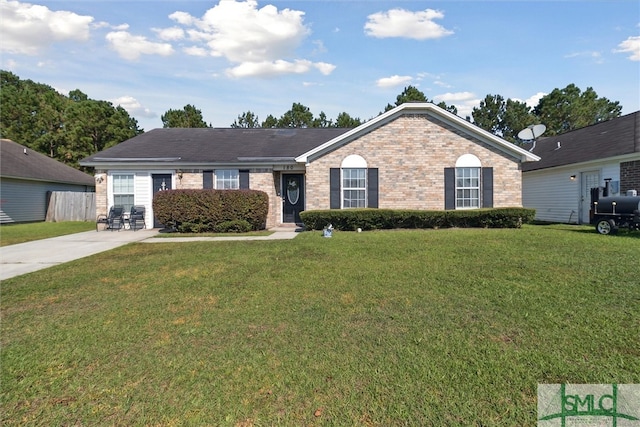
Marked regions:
[287,179,299,204]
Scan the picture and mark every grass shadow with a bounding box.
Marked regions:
[528,221,640,238]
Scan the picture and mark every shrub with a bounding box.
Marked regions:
[299,208,535,231]
[213,220,252,233]
[153,189,268,232]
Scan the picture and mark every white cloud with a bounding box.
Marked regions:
[434,92,476,103]
[314,62,336,75]
[226,59,332,78]
[364,8,453,40]
[177,0,309,62]
[433,80,452,88]
[312,40,327,55]
[614,36,640,61]
[169,11,196,26]
[167,0,332,77]
[524,92,546,108]
[106,31,174,60]
[564,50,604,64]
[110,95,156,118]
[433,92,479,118]
[376,75,413,88]
[92,21,110,30]
[153,26,185,41]
[0,0,94,55]
[185,29,212,43]
[183,46,208,57]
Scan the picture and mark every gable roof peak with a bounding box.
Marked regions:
[296,102,540,163]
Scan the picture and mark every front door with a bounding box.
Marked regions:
[282,174,304,223]
[152,174,172,228]
[581,171,600,224]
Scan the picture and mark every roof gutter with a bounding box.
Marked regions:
[80,158,302,170]
[0,174,95,187]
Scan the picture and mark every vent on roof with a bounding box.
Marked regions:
[555,142,561,150]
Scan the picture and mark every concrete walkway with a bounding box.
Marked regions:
[142,227,299,243]
[0,227,300,281]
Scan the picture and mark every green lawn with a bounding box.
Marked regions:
[1,225,638,426]
[0,221,95,246]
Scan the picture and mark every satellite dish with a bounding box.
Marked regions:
[517,124,546,152]
[517,124,546,141]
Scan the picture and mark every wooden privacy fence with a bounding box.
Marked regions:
[45,191,96,222]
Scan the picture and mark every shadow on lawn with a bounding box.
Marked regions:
[531,221,640,239]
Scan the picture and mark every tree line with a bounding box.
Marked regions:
[472,85,621,144]
[0,69,623,171]
[0,71,143,170]
[169,84,622,145]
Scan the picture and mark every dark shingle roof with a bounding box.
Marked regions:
[1,139,95,186]
[522,111,639,172]
[81,128,352,165]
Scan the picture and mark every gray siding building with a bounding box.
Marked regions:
[1,139,95,223]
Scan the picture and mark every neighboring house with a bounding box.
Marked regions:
[0,139,96,223]
[522,111,640,224]
[80,103,540,229]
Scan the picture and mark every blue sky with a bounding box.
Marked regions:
[1,0,638,131]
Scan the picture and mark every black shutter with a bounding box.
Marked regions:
[203,170,213,189]
[444,167,455,210]
[482,167,493,208]
[367,168,379,208]
[330,168,340,209]
[240,170,249,189]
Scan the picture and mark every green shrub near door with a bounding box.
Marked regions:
[153,189,268,232]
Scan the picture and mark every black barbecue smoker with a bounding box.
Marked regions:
[590,180,640,235]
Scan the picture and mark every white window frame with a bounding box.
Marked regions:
[455,167,480,209]
[112,173,135,210]
[455,154,482,209]
[215,169,239,189]
[342,168,367,208]
[341,154,367,209]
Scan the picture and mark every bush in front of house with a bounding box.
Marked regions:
[300,208,535,231]
[213,220,252,233]
[153,189,268,232]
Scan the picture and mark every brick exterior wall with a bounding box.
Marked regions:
[250,169,280,229]
[176,171,202,189]
[305,115,524,211]
[620,160,640,194]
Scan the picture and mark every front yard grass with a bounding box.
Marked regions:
[1,225,638,425]
[0,221,95,246]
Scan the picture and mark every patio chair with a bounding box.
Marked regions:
[129,205,146,231]
[96,206,124,231]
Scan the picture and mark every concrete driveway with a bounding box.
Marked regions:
[0,229,159,281]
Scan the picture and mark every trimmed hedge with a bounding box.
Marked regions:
[300,208,535,231]
[153,189,269,232]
